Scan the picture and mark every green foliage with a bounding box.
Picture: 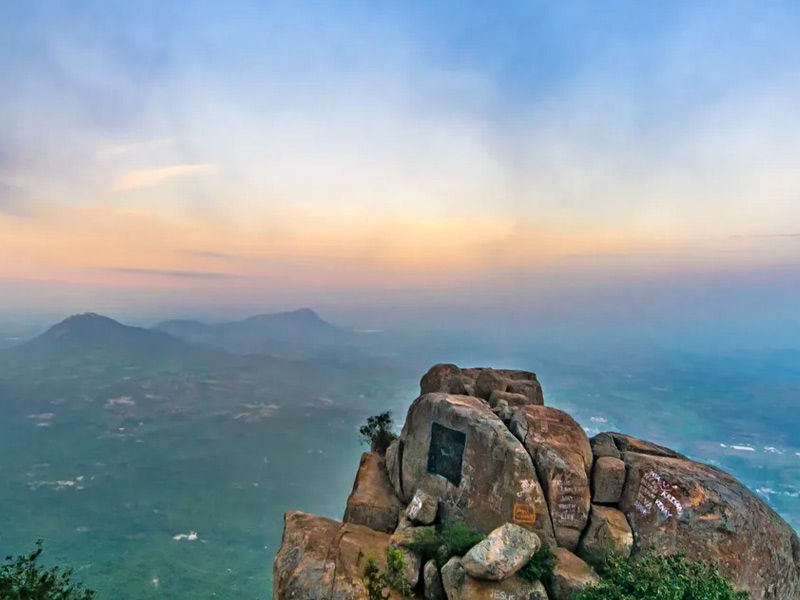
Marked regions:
[404,518,485,567]
[361,550,412,600]
[518,543,555,584]
[359,411,396,453]
[574,552,748,600]
[0,541,95,600]
[363,557,389,600]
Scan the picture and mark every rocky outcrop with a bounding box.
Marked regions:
[344,452,403,533]
[274,364,800,600]
[274,511,416,600]
[396,393,555,543]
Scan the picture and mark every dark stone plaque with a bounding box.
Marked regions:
[427,422,466,486]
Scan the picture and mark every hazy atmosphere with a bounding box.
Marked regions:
[1,3,799,600]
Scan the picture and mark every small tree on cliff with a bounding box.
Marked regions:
[359,411,397,454]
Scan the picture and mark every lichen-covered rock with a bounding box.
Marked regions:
[591,456,626,504]
[423,560,445,600]
[510,405,592,550]
[273,511,415,600]
[398,393,555,543]
[461,523,540,581]
[619,448,800,600]
[577,505,633,565]
[406,489,438,525]
[547,548,599,600]
[344,452,403,533]
[421,364,467,395]
[441,557,548,600]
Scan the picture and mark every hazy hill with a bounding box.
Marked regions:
[154,308,351,356]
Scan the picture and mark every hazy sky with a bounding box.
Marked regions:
[2,1,800,327]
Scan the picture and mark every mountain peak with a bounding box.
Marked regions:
[45,313,126,339]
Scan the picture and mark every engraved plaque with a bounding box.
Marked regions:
[427,422,466,486]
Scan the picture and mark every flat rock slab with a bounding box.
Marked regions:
[619,450,800,600]
[442,557,548,600]
[344,452,403,533]
[398,393,555,544]
[274,511,419,600]
[510,405,592,550]
[461,523,541,581]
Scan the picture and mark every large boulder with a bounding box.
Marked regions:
[406,489,438,525]
[421,364,467,395]
[618,445,800,600]
[510,406,592,550]
[577,505,633,566]
[389,528,424,589]
[441,557,548,600]
[274,511,416,600]
[591,456,626,504]
[398,393,555,544]
[344,452,403,533]
[547,548,599,600]
[423,560,445,600]
[461,523,541,581]
[474,369,508,400]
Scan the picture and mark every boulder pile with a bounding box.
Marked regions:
[273,364,800,600]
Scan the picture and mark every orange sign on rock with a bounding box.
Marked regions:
[513,502,537,525]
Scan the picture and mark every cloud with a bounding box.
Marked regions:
[104,267,242,279]
[111,164,217,191]
[0,182,35,217]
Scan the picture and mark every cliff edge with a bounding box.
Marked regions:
[273,364,800,600]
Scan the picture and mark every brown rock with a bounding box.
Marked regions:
[510,406,592,550]
[618,450,800,600]
[578,505,633,566]
[608,432,684,459]
[423,560,445,600]
[421,364,467,395]
[590,433,621,460]
[398,393,555,544]
[506,380,545,406]
[591,456,626,504]
[474,369,508,400]
[389,528,424,589]
[406,489,438,525]
[344,452,403,533]
[547,548,599,600]
[441,557,548,600]
[488,390,533,409]
[461,523,541,581]
[385,439,404,499]
[273,511,416,600]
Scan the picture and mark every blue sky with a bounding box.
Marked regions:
[1,1,800,327]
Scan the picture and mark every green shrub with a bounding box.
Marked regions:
[363,557,388,600]
[361,549,412,599]
[518,543,555,584]
[359,411,396,454]
[0,541,95,600]
[574,552,748,600]
[404,518,485,566]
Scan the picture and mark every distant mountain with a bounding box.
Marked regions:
[154,308,350,355]
[0,312,215,368]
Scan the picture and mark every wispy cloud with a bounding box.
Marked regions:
[105,267,242,279]
[111,164,217,191]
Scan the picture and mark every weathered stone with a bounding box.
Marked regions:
[590,433,620,460]
[441,557,548,600]
[608,432,684,459]
[389,528,424,589]
[506,380,545,406]
[398,393,555,544]
[385,438,403,499]
[423,560,445,600]
[406,489,438,525]
[510,406,592,550]
[474,369,508,400]
[274,510,415,600]
[547,548,599,600]
[591,456,626,504]
[461,523,541,581]
[578,505,633,566]
[421,364,467,395]
[619,450,800,600]
[488,390,532,409]
[344,452,403,533]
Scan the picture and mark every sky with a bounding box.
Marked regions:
[2,1,800,331]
